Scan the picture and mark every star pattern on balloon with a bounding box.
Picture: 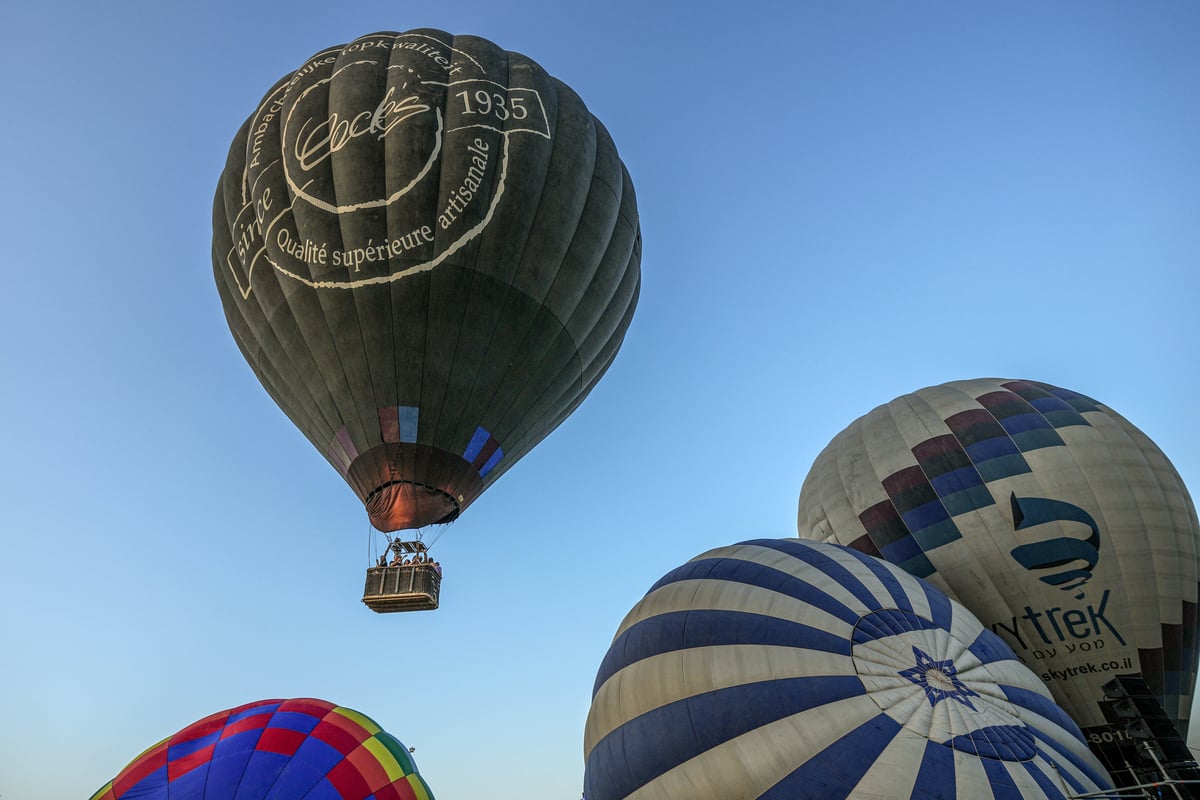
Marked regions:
[898,646,980,711]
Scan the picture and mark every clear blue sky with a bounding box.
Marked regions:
[2,2,1197,798]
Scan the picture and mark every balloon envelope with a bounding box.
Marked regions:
[90,698,434,800]
[584,538,1112,800]
[796,378,1200,745]
[213,30,640,531]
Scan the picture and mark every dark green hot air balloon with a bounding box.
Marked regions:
[211,28,643,609]
[213,30,640,605]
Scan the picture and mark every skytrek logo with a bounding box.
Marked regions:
[989,587,1126,651]
[1009,493,1101,601]
[994,493,1120,654]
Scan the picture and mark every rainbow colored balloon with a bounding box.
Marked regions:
[89,698,434,800]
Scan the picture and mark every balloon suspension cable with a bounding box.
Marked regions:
[423,519,452,552]
[366,521,399,565]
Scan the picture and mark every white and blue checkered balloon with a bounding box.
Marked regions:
[584,539,1113,800]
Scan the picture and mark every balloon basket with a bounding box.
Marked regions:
[362,564,441,613]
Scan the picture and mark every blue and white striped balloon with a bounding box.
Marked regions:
[584,539,1114,800]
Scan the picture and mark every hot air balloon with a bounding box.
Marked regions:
[89,698,434,800]
[212,30,640,611]
[584,538,1113,800]
[796,378,1200,773]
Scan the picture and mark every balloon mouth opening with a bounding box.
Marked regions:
[365,480,462,531]
[345,442,486,531]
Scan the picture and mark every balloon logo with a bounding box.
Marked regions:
[286,63,446,217]
[1010,494,1101,600]
[214,30,641,534]
[897,646,981,712]
[797,378,1200,739]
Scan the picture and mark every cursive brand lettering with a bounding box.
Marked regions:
[295,87,431,171]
